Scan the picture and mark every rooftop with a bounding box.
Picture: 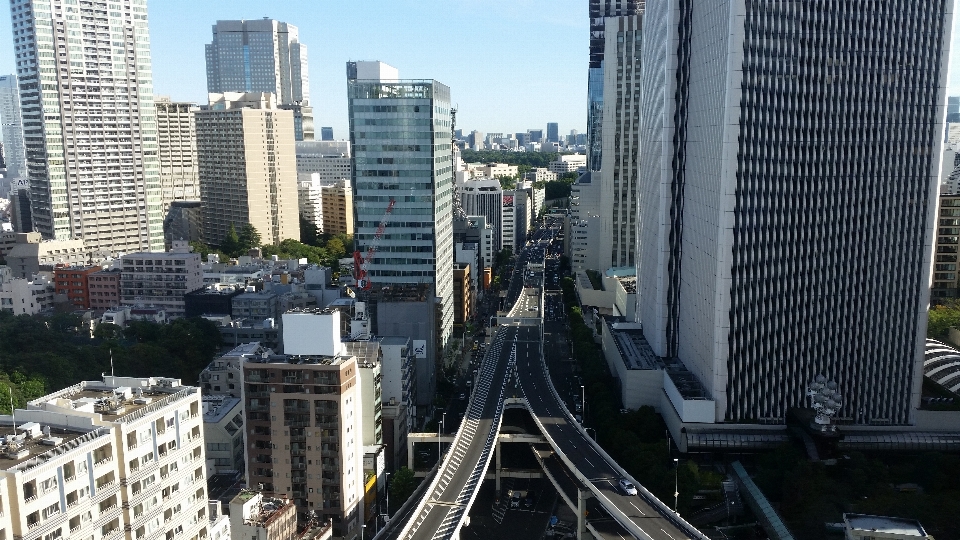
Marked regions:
[605,318,663,370]
[344,341,381,368]
[231,491,296,528]
[30,376,196,425]
[845,514,927,537]
[0,419,109,470]
[246,353,352,367]
[203,396,241,423]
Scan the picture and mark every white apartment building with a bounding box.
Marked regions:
[228,491,297,540]
[119,241,203,317]
[201,396,244,477]
[296,141,352,185]
[196,93,300,247]
[0,271,55,315]
[525,168,559,184]
[298,174,325,233]
[548,154,587,175]
[11,0,165,253]
[0,375,208,540]
[479,163,518,179]
[155,97,200,215]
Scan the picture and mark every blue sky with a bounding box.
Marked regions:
[0,0,588,139]
[2,3,960,140]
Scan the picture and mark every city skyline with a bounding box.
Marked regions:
[0,1,590,141]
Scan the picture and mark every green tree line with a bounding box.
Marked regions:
[0,312,222,403]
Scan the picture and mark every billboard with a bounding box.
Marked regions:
[413,340,427,359]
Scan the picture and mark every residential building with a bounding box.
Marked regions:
[587,0,640,170]
[53,264,100,310]
[320,180,354,236]
[229,491,298,540]
[0,74,26,179]
[599,14,643,270]
[546,122,559,143]
[506,189,530,248]
[196,93,300,246]
[479,163,518,179]
[296,141,352,185]
[347,62,455,345]
[568,172,602,272]
[346,340,383,446]
[89,267,122,312]
[155,97,200,214]
[519,180,546,218]
[208,501,231,540]
[453,216,494,274]
[205,19,312,140]
[17,375,208,540]
[164,200,203,247]
[10,0,165,252]
[457,177,504,250]
[185,284,244,319]
[637,0,951,427]
[525,168,559,184]
[453,263,472,330]
[242,310,365,537]
[455,242,484,293]
[0,272,54,315]
[4,232,90,279]
[321,127,334,141]
[216,318,281,352]
[934,194,960,298]
[119,241,203,317]
[202,395,245,477]
[548,154,588,175]
[232,290,280,321]
[298,174,325,233]
[501,194,517,252]
[200,342,274,398]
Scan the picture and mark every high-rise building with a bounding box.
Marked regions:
[0,74,26,179]
[2,374,208,540]
[321,127,334,141]
[320,179,354,236]
[347,61,455,345]
[119,240,203,318]
[243,309,365,538]
[205,19,313,141]
[637,0,951,426]
[298,174,325,233]
[295,140,352,185]
[155,97,200,215]
[527,129,544,144]
[587,0,640,171]
[458,177,504,250]
[9,0,165,253]
[933,194,960,299]
[546,122,559,143]
[599,14,643,271]
[196,92,300,246]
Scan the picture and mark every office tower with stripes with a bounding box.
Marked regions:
[9,0,165,252]
[637,0,951,426]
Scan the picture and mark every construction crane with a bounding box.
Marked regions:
[353,198,396,290]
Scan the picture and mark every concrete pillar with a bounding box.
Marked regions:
[495,439,502,492]
[577,488,588,540]
[407,437,415,470]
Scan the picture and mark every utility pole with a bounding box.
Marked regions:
[674,458,680,514]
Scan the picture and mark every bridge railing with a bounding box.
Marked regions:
[535,319,709,540]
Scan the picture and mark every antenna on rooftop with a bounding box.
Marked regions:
[9,392,15,438]
[110,348,115,377]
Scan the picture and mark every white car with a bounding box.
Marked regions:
[618,479,638,496]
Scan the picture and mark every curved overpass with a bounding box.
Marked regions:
[383,222,706,540]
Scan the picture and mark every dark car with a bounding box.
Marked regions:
[524,491,536,509]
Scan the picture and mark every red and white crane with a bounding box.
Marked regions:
[352,198,396,290]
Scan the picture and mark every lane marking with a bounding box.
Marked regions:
[630,501,646,516]
[660,528,677,540]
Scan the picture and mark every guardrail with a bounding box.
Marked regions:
[533,315,709,540]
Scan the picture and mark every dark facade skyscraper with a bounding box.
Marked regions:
[587,0,640,171]
[637,0,951,426]
[320,127,334,141]
[206,19,313,140]
[546,122,559,143]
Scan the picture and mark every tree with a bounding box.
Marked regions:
[389,467,417,513]
[220,224,241,257]
[238,224,262,252]
[326,237,346,259]
[929,299,960,339]
[300,215,320,246]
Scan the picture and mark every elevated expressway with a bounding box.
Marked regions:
[383,236,706,540]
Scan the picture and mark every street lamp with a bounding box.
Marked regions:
[439,412,447,458]
[673,458,679,514]
[581,385,585,424]
[385,472,391,520]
